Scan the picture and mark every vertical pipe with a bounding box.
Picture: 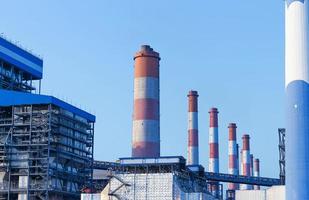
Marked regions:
[285,0,309,198]
[187,90,199,165]
[250,154,254,190]
[209,107,219,195]
[241,134,251,190]
[240,149,243,176]
[132,45,160,157]
[253,159,260,190]
[250,154,254,177]
[228,123,239,190]
[236,143,239,175]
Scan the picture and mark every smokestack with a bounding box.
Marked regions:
[240,149,243,176]
[285,0,309,198]
[250,154,254,176]
[132,45,160,157]
[187,90,199,165]
[241,134,252,190]
[209,108,219,195]
[236,144,239,174]
[228,123,239,190]
[253,159,260,190]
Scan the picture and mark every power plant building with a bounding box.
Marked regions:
[0,36,95,199]
[92,157,219,200]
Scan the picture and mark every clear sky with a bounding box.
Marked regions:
[0,1,284,179]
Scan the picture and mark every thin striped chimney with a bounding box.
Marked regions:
[132,45,160,157]
[187,90,199,165]
[241,134,252,190]
[228,123,239,190]
[209,107,219,195]
[253,159,260,190]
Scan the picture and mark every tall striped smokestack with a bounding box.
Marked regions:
[132,45,160,157]
[209,108,219,195]
[285,0,309,198]
[187,90,199,165]
[253,159,260,190]
[241,134,252,190]
[228,123,239,190]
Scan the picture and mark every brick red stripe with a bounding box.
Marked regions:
[209,108,218,127]
[188,91,198,112]
[188,129,198,146]
[243,163,251,176]
[209,143,219,158]
[133,99,159,120]
[132,141,160,157]
[242,134,250,150]
[134,57,159,78]
[229,155,238,168]
[228,123,237,140]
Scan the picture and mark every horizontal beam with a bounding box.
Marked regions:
[93,160,281,186]
[204,172,281,186]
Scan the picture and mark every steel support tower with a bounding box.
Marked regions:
[278,128,285,185]
[0,36,95,199]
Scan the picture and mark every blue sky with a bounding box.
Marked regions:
[0,1,284,179]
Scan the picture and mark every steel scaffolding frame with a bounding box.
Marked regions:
[0,59,39,93]
[278,128,285,185]
[93,160,281,187]
[0,104,94,200]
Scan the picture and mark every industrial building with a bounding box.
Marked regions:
[1,0,304,198]
[91,157,220,200]
[80,45,282,200]
[0,36,95,199]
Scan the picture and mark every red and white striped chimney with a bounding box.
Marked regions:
[187,90,199,165]
[241,134,252,190]
[132,45,160,157]
[209,108,219,195]
[228,123,239,190]
[253,159,260,190]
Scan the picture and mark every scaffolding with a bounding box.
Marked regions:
[0,104,94,200]
[0,59,40,93]
[278,128,285,185]
[92,157,222,200]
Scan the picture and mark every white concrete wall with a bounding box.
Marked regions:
[236,186,285,200]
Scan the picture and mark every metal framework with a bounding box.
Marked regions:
[93,160,281,187]
[278,128,286,185]
[0,59,40,93]
[204,172,280,186]
[0,104,94,200]
[93,158,223,199]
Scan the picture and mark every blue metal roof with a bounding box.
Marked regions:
[0,37,43,79]
[0,89,95,122]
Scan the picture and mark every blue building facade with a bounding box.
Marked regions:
[0,36,95,200]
